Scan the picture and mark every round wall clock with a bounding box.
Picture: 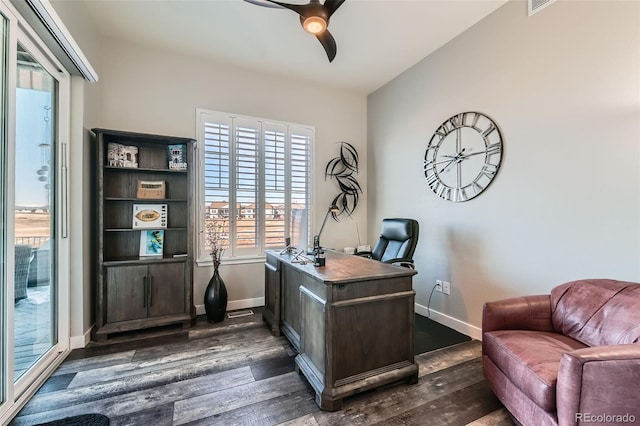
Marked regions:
[423,112,503,202]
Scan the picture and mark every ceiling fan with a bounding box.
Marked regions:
[244,0,346,62]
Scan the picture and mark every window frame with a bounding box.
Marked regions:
[196,108,314,265]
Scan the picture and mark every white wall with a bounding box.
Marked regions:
[367,0,640,338]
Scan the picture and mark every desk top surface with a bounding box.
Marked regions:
[266,249,416,285]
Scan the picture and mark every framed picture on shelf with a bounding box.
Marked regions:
[132,203,167,229]
[167,144,187,171]
[107,142,138,168]
[140,230,164,257]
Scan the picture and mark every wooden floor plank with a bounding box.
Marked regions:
[68,336,287,388]
[52,350,136,376]
[310,359,486,426]
[66,332,189,361]
[36,373,76,394]
[184,387,318,426]
[374,380,503,425]
[108,403,175,426]
[416,340,482,377]
[18,345,290,416]
[466,407,514,426]
[12,367,255,425]
[250,354,296,381]
[277,413,321,426]
[172,372,309,425]
[131,326,279,362]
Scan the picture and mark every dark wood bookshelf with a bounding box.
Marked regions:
[92,128,196,341]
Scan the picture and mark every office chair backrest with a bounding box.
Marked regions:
[372,218,419,263]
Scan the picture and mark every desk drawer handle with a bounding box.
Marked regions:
[265,263,278,273]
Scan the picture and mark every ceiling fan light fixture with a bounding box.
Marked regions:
[303,16,326,34]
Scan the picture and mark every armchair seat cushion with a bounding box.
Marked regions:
[483,330,587,411]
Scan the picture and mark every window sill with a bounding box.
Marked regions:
[196,255,266,267]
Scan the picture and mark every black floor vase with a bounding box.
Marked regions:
[204,269,227,323]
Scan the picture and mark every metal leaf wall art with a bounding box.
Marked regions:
[325,141,362,220]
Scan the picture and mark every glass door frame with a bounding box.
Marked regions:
[0,0,70,421]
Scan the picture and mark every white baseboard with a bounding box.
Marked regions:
[196,297,265,316]
[70,326,92,349]
[414,302,482,341]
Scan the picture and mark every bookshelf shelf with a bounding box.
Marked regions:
[105,197,188,202]
[105,166,188,174]
[104,227,188,232]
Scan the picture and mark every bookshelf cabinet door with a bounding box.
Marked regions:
[106,265,149,323]
[148,262,186,317]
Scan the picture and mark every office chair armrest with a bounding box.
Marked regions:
[383,258,415,269]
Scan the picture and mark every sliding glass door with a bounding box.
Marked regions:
[1,1,69,421]
[13,42,58,381]
[0,10,7,411]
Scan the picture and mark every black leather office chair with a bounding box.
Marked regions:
[357,218,419,269]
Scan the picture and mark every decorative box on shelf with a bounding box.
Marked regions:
[137,180,166,199]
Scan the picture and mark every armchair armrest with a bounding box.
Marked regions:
[557,344,640,426]
[482,295,553,334]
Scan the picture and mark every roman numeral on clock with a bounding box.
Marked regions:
[486,143,501,156]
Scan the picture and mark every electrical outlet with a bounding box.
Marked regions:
[443,281,451,295]
[435,280,443,292]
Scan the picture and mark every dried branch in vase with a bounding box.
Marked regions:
[205,220,228,270]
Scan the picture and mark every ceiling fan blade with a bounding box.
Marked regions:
[243,0,285,9]
[259,0,308,15]
[323,0,346,17]
[316,29,337,62]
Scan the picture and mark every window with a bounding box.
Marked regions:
[197,109,313,261]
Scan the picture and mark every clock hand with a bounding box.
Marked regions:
[444,148,467,158]
[439,158,457,174]
[439,148,468,173]
[458,151,486,159]
[429,158,458,166]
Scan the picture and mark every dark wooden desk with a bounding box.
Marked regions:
[263,249,418,411]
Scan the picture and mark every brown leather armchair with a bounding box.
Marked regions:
[482,279,640,426]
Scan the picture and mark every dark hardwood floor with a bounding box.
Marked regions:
[11,309,513,426]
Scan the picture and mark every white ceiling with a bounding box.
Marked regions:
[76,0,508,95]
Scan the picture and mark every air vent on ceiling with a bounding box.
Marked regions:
[528,0,556,16]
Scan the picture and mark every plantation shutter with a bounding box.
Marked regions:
[290,127,312,248]
[203,118,231,257]
[233,118,260,255]
[263,122,287,249]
